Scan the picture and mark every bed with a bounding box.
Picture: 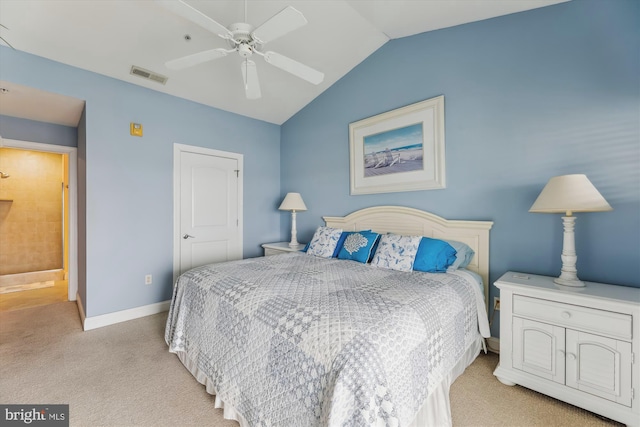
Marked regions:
[165,206,493,426]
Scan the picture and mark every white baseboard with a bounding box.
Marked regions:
[487,337,500,354]
[76,295,170,331]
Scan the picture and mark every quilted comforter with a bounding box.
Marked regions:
[165,252,488,427]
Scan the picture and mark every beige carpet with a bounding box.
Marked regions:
[0,302,622,427]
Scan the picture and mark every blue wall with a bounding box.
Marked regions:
[281,0,640,336]
[0,47,281,317]
[0,115,78,147]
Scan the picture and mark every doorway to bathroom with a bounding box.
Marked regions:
[0,139,78,312]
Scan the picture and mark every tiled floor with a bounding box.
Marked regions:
[0,280,68,312]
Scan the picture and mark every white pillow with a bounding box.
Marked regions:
[306,226,343,258]
[370,233,421,272]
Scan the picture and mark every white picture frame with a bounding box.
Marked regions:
[349,95,446,195]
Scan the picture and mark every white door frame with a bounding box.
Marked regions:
[173,143,243,284]
[0,138,78,301]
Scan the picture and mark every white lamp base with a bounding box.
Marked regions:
[554,277,585,287]
[554,216,586,288]
[289,210,299,247]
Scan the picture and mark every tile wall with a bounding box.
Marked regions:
[0,148,63,275]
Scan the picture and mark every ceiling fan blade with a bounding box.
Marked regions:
[155,0,232,39]
[263,51,324,85]
[251,6,307,44]
[241,60,262,100]
[166,48,228,70]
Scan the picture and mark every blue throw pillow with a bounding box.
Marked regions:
[413,237,457,273]
[368,235,381,263]
[332,232,348,257]
[332,230,372,257]
[337,231,380,263]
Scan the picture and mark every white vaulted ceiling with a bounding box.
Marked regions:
[0,0,567,125]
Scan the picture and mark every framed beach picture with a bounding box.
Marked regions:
[349,96,445,195]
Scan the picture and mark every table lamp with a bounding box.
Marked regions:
[529,174,612,287]
[279,192,307,247]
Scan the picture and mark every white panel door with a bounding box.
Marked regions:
[513,317,566,384]
[566,330,632,407]
[179,151,240,274]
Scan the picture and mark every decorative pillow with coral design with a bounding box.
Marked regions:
[337,231,380,263]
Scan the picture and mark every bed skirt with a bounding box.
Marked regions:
[175,334,484,427]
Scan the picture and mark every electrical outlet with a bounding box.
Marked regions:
[145,274,152,285]
[493,297,500,311]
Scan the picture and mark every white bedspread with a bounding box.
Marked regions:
[166,253,490,426]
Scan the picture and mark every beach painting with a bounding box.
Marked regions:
[363,123,424,177]
[349,95,446,195]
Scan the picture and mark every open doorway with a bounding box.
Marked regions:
[0,139,78,311]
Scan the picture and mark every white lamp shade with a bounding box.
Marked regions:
[279,192,307,211]
[529,174,612,215]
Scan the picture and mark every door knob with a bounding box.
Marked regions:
[183,234,195,239]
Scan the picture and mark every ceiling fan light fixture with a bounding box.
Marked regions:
[157,0,324,99]
[238,44,253,58]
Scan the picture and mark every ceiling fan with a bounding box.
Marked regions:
[156,0,324,100]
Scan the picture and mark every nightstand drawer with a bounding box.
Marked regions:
[513,295,632,340]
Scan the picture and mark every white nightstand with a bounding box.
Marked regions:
[493,271,640,426]
[261,242,305,256]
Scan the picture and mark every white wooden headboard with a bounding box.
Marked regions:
[323,206,494,306]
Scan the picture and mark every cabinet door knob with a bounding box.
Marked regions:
[567,352,577,361]
[561,311,571,319]
[183,234,195,239]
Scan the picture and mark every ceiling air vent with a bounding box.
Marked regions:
[129,66,168,85]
